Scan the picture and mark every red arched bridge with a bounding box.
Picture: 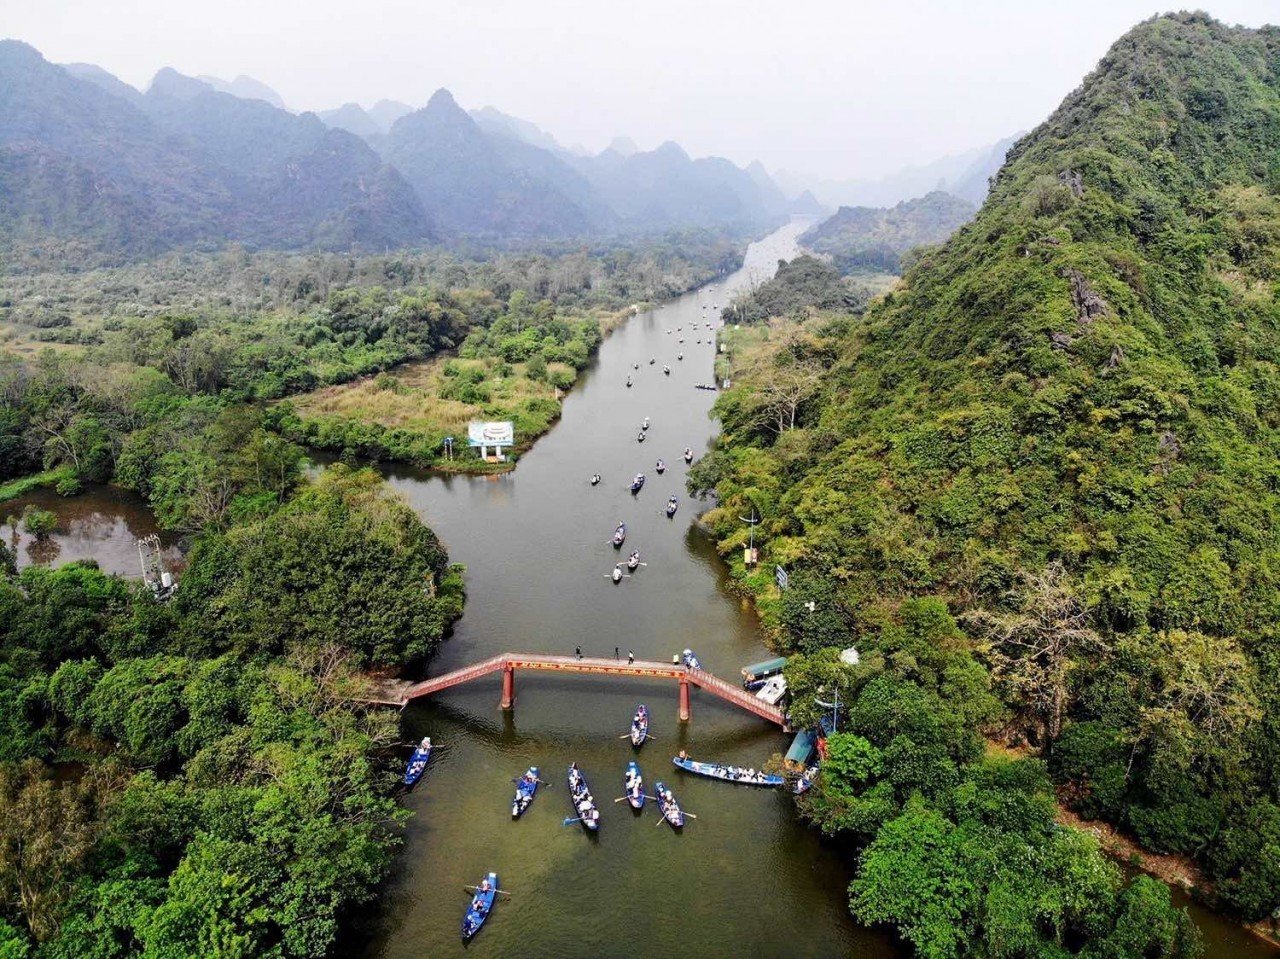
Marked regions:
[360,653,786,727]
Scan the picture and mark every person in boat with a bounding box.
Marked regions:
[678,750,688,760]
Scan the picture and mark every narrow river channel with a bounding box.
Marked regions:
[358,219,892,958]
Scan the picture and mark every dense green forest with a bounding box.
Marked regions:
[800,190,976,274]
[0,231,740,489]
[0,461,464,956]
[693,13,1280,954]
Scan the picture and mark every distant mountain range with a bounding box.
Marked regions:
[0,40,819,258]
[776,134,1020,210]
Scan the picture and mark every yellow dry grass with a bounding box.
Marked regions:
[289,355,566,432]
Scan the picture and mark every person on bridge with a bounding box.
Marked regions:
[628,650,634,664]
[615,646,620,660]
[576,646,583,659]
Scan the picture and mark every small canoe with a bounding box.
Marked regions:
[630,704,649,747]
[612,523,627,547]
[655,780,684,828]
[512,767,539,817]
[665,497,678,518]
[626,377,632,388]
[637,432,645,443]
[612,565,623,583]
[627,551,641,571]
[625,761,645,809]
[683,448,694,463]
[403,736,432,786]
[672,756,784,787]
[590,474,601,486]
[681,648,702,670]
[630,473,645,493]
[794,764,820,795]
[655,460,666,474]
[663,366,670,375]
[461,872,498,941]
[568,764,600,831]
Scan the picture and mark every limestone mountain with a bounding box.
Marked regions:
[0,43,433,257]
[319,102,383,139]
[800,189,976,273]
[702,13,1280,921]
[380,88,600,238]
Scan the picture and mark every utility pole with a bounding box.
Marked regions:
[740,508,760,567]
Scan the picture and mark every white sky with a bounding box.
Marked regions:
[6,1,1277,180]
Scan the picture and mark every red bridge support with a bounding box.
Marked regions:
[500,664,515,710]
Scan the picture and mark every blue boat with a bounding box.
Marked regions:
[630,473,645,493]
[511,766,539,818]
[681,648,702,670]
[672,755,784,787]
[625,761,645,809]
[630,704,649,747]
[665,496,679,517]
[612,522,627,548]
[403,736,432,786]
[655,780,684,829]
[567,763,600,831]
[461,872,498,941]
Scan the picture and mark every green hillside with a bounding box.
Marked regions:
[696,11,1280,947]
[801,190,976,273]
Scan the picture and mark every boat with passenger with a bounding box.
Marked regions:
[655,781,684,828]
[612,522,627,547]
[630,473,645,493]
[568,762,600,831]
[625,761,645,809]
[512,767,539,817]
[683,448,694,463]
[665,496,679,518]
[630,704,649,746]
[741,656,787,691]
[403,736,432,786]
[655,459,666,474]
[672,755,784,787]
[461,872,499,941]
[627,550,641,571]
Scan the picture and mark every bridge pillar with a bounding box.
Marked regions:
[500,664,515,710]
[678,676,691,722]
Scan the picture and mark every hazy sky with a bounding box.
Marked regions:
[7,1,1277,180]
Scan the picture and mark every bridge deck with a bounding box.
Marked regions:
[366,652,785,726]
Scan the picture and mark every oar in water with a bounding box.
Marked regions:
[562,816,593,826]
[511,777,551,787]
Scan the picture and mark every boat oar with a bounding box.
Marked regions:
[464,885,512,897]
[562,816,587,826]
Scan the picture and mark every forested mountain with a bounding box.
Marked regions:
[800,190,976,273]
[0,42,433,257]
[697,11,1280,949]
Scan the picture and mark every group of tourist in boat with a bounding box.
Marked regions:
[568,761,601,831]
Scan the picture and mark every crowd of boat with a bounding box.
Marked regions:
[401,657,823,941]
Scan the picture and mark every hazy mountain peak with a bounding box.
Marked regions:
[653,140,689,161]
[319,102,381,139]
[426,88,459,111]
[61,62,144,105]
[607,135,638,156]
[197,74,288,110]
[148,66,213,99]
[369,99,413,130]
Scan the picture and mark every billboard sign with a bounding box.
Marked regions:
[467,421,514,448]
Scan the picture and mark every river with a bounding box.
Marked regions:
[11,220,1274,958]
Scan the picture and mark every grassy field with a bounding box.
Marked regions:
[279,355,576,470]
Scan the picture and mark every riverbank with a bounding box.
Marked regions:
[0,467,74,505]
[275,285,730,474]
